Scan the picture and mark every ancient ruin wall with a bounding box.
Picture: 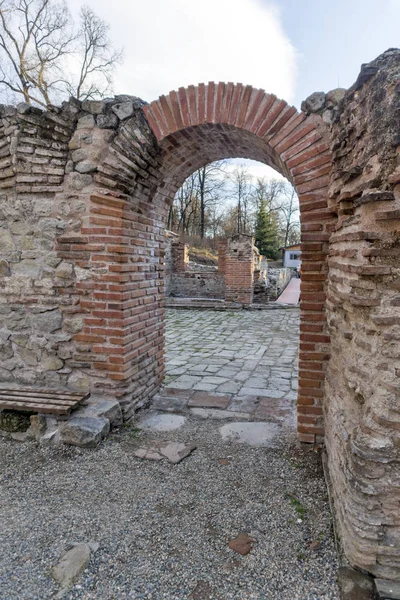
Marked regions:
[321,49,400,580]
[1,50,400,580]
[0,97,165,417]
[0,102,85,391]
[168,271,225,299]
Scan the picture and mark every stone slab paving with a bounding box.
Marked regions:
[159,308,299,425]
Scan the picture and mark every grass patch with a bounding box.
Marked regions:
[123,425,142,440]
[285,492,307,519]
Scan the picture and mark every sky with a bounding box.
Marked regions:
[65,0,400,181]
[65,0,400,108]
[46,0,400,180]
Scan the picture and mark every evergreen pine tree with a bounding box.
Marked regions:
[254,197,280,259]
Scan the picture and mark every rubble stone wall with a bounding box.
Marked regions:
[0,102,84,391]
[168,271,225,299]
[321,49,400,580]
[0,96,165,418]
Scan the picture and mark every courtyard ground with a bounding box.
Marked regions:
[0,308,340,599]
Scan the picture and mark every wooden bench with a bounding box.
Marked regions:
[0,387,89,416]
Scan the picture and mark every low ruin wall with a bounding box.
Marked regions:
[168,271,225,298]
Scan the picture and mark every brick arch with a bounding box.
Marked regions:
[142,83,336,444]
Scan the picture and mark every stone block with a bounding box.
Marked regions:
[77,114,95,129]
[189,392,231,409]
[80,399,122,427]
[375,579,400,599]
[33,310,62,334]
[0,230,15,253]
[51,543,91,592]
[111,102,134,120]
[337,566,376,600]
[60,417,110,448]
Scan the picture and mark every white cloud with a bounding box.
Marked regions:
[68,0,297,104]
[225,159,286,183]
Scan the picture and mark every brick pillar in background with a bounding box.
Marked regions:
[171,240,188,272]
[224,234,254,305]
[217,240,227,275]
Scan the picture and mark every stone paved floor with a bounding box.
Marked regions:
[161,309,299,425]
[165,309,299,397]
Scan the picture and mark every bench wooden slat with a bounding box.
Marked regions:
[0,389,89,400]
[0,400,71,415]
[0,395,76,407]
[0,387,89,416]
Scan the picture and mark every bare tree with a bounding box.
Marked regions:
[0,0,121,107]
[66,6,122,101]
[171,161,227,238]
[196,161,226,238]
[230,165,252,234]
[277,184,300,247]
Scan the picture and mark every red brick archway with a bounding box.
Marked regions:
[142,83,336,443]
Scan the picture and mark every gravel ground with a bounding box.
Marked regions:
[0,415,340,600]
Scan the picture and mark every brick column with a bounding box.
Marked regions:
[171,240,188,272]
[217,240,227,274]
[224,234,254,305]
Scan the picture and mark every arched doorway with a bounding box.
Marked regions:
[141,83,335,443]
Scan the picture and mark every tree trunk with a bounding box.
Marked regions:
[199,167,206,239]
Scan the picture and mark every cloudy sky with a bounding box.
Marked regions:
[66,0,400,107]
[66,0,400,179]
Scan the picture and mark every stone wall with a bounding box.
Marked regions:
[321,49,400,581]
[0,102,84,391]
[168,271,225,298]
[0,96,165,418]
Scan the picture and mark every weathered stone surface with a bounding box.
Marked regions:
[81,100,105,114]
[158,442,196,464]
[69,172,93,190]
[138,412,186,432]
[10,431,29,442]
[97,113,118,128]
[0,259,10,276]
[0,230,15,252]
[111,102,134,120]
[77,114,95,129]
[33,310,62,334]
[40,354,63,370]
[337,567,376,600]
[133,448,163,461]
[28,414,47,440]
[55,261,74,279]
[51,543,91,594]
[189,392,231,409]
[375,579,400,599]
[80,399,122,426]
[60,417,110,448]
[75,160,97,174]
[133,442,196,464]
[301,91,326,114]
[67,373,90,392]
[228,533,255,555]
[219,421,280,447]
[326,88,346,107]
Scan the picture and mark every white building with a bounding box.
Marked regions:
[281,244,301,268]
